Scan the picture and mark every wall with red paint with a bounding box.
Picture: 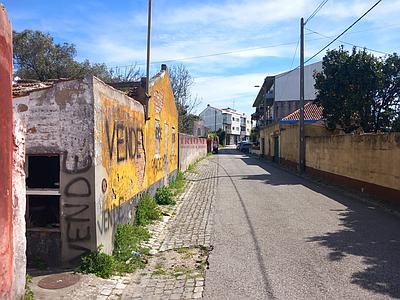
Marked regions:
[0,5,14,300]
[179,134,208,171]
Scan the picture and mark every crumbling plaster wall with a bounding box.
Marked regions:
[93,70,179,254]
[12,116,26,299]
[13,76,97,265]
[93,77,146,253]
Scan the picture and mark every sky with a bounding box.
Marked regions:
[3,0,400,115]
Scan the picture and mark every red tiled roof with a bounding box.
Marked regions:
[281,102,323,122]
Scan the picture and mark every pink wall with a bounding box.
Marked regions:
[0,5,13,299]
[179,134,207,171]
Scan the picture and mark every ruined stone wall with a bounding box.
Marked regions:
[13,76,97,266]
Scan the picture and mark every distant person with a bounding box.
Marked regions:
[213,139,219,154]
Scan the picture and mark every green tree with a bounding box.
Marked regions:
[13,30,141,82]
[249,128,258,143]
[216,129,226,146]
[314,46,400,133]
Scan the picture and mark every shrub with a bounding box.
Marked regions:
[155,186,175,205]
[135,193,161,226]
[78,246,114,279]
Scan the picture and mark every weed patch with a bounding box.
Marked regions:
[24,274,34,300]
[155,186,175,205]
[136,193,161,226]
[187,163,195,172]
[170,171,186,195]
[113,224,150,273]
[78,246,115,279]
[79,223,151,278]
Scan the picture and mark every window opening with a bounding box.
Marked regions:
[26,155,60,229]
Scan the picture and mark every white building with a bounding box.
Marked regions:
[199,105,253,145]
[252,61,322,126]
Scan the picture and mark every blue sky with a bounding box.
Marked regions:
[3,0,400,114]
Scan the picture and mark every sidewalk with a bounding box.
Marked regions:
[30,157,218,300]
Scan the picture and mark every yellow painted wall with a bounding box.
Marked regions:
[96,70,178,211]
[144,71,179,186]
[260,122,335,163]
[100,97,146,210]
[260,121,399,191]
[306,133,400,191]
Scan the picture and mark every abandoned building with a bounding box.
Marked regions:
[13,66,179,266]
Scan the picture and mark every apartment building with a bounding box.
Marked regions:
[199,105,252,145]
[252,61,322,128]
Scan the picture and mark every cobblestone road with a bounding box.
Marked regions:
[121,157,218,300]
[30,157,218,300]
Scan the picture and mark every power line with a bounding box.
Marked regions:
[305,0,329,25]
[305,28,390,55]
[108,40,303,69]
[305,0,383,64]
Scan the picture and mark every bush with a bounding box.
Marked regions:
[155,186,175,205]
[135,193,161,226]
[79,246,114,279]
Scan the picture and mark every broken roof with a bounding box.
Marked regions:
[12,78,82,98]
[280,102,323,124]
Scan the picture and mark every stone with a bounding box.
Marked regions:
[193,292,203,298]
[115,283,127,290]
[100,289,112,296]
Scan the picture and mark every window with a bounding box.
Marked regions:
[26,155,60,229]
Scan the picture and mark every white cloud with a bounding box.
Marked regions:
[192,72,271,114]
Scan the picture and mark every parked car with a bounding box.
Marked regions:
[239,141,253,153]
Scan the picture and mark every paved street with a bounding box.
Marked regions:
[204,149,400,300]
[28,151,400,300]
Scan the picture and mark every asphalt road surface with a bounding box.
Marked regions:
[204,149,400,300]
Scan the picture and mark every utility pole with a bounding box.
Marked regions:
[145,0,152,120]
[299,17,305,173]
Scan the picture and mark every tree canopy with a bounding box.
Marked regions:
[13,30,141,82]
[169,64,200,133]
[314,46,400,133]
